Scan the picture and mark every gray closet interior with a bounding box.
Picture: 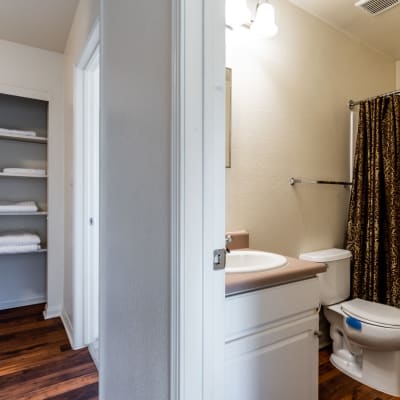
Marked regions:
[0,93,48,309]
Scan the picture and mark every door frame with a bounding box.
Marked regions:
[82,46,100,355]
[171,0,226,398]
[72,20,100,350]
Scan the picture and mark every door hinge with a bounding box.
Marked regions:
[89,217,94,226]
[213,248,226,270]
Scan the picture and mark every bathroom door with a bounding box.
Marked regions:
[171,0,226,398]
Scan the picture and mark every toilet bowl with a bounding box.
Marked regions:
[300,249,400,396]
[341,298,400,350]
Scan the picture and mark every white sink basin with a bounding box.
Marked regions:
[226,250,287,273]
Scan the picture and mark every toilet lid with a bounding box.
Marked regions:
[341,298,400,328]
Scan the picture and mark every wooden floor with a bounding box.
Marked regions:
[1,304,399,399]
[319,347,399,400]
[0,304,98,400]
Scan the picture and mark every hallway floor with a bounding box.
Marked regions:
[319,347,398,400]
[0,304,397,400]
[0,304,98,400]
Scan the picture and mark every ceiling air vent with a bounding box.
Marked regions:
[355,0,400,15]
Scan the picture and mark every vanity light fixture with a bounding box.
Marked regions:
[225,0,278,38]
[225,0,252,29]
[250,0,279,38]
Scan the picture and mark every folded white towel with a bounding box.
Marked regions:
[0,233,41,246]
[2,168,46,176]
[0,201,38,213]
[0,244,40,254]
[0,128,37,137]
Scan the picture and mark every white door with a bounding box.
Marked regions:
[172,0,226,398]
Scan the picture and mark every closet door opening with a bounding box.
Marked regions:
[73,21,100,364]
[83,45,100,359]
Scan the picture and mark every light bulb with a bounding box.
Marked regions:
[226,0,251,28]
[250,2,278,38]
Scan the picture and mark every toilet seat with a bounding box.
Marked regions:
[341,298,400,328]
[333,299,400,350]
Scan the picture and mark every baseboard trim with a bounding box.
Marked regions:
[88,339,100,370]
[319,339,332,349]
[61,309,74,348]
[43,305,62,320]
[60,309,86,350]
[0,296,46,311]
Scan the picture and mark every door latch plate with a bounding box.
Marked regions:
[213,248,226,270]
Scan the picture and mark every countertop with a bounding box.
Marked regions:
[225,255,327,297]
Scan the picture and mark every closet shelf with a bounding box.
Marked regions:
[0,211,47,216]
[0,248,47,256]
[0,172,47,179]
[0,92,48,309]
[0,133,47,144]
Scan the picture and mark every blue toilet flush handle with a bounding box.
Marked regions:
[346,316,362,331]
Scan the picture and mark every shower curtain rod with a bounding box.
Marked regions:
[349,89,400,109]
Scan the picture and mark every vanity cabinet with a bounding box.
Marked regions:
[225,277,320,400]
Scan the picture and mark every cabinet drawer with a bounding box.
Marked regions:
[225,277,319,341]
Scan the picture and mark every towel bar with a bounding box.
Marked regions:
[289,177,352,187]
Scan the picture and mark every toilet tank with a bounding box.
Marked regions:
[299,248,352,306]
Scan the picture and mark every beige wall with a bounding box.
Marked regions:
[397,61,400,89]
[226,0,395,257]
[63,0,99,341]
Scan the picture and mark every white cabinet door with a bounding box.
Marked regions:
[225,314,319,400]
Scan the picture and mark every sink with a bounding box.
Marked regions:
[226,250,287,273]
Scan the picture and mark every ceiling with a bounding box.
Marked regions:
[288,0,400,60]
[0,0,79,53]
[0,0,398,58]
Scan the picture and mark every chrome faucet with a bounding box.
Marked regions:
[225,234,232,253]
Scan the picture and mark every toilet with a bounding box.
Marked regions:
[300,248,400,397]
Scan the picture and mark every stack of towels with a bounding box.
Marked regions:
[0,201,39,213]
[0,127,37,138]
[0,232,41,254]
[2,168,46,177]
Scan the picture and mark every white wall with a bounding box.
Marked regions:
[0,39,64,315]
[100,0,171,398]
[63,0,99,344]
[396,61,400,89]
[226,0,395,257]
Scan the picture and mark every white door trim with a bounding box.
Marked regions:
[171,0,226,398]
[82,46,100,348]
[72,19,100,349]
